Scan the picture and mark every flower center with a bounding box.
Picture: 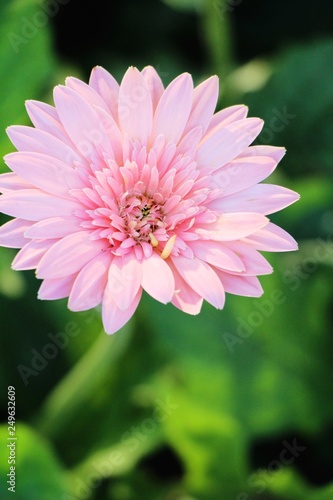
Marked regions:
[118,193,166,244]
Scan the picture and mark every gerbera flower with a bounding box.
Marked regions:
[0,66,299,334]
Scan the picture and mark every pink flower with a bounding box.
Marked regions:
[0,66,299,334]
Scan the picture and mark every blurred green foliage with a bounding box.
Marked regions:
[1,0,333,499]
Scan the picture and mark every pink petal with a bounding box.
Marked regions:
[238,145,286,164]
[215,269,263,297]
[68,251,112,311]
[12,239,54,270]
[168,260,203,314]
[141,66,164,111]
[177,126,203,156]
[183,75,219,136]
[109,253,142,311]
[37,231,109,279]
[65,76,110,113]
[38,275,77,300]
[25,217,82,239]
[243,222,298,252]
[223,242,273,275]
[212,156,276,196]
[141,253,175,304]
[189,240,245,272]
[4,152,84,197]
[206,104,248,134]
[53,85,112,159]
[6,125,82,166]
[211,184,300,215]
[152,73,193,144]
[0,172,34,193]
[94,107,123,163]
[0,189,82,221]
[195,213,268,241]
[0,219,33,248]
[171,255,225,309]
[102,287,142,335]
[89,66,120,120]
[197,118,263,170]
[118,67,153,144]
[25,100,71,145]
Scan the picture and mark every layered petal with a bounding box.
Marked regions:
[118,67,153,143]
[69,251,112,311]
[171,255,225,309]
[141,253,175,304]
[197,118,264,170]
[53,85,112,159]
[37,231,109,279]
[0,189,81,220]
[209,184,300,215]
[102,287,142,334]
[109,253,142,311]
[38,274,77,300]
[152,73,193,144]
[0,219,33,248]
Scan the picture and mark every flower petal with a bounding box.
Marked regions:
[25,217,82,239]
[38,275,77,300]
[223,242,273,275]
[4,152,85,197]
[53,85,112,159]
[171,255,225,309]
[0,172,34,193]
[152,73,193,144]
[118,67,153,144]
[183,75,219,136]
[168,260,203,314]
[196,213,269,241]
[189,240,245,272]
[215,269,263,297]
[206,104,248,134]
[68,251,112,311]
[210,184,300,215]
[102,287,142,335]
[197,118,263,170]
[212,156,276,196]
[0,219,33,248]
[109,253,142,311]
[238,145,286,164]
[141,65,164,111]
[0,189,81,220]
[12,239,54,270]
[37,231,109,279]
[6,125,82,165]
[65,76,110,113]
[89,65,120,120]
[243,222,298,252]
[141,252,175,304]
[25,100,71,145]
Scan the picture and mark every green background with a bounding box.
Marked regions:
[1,0,333,498]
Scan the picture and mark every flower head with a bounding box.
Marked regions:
[0,66,299,334]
